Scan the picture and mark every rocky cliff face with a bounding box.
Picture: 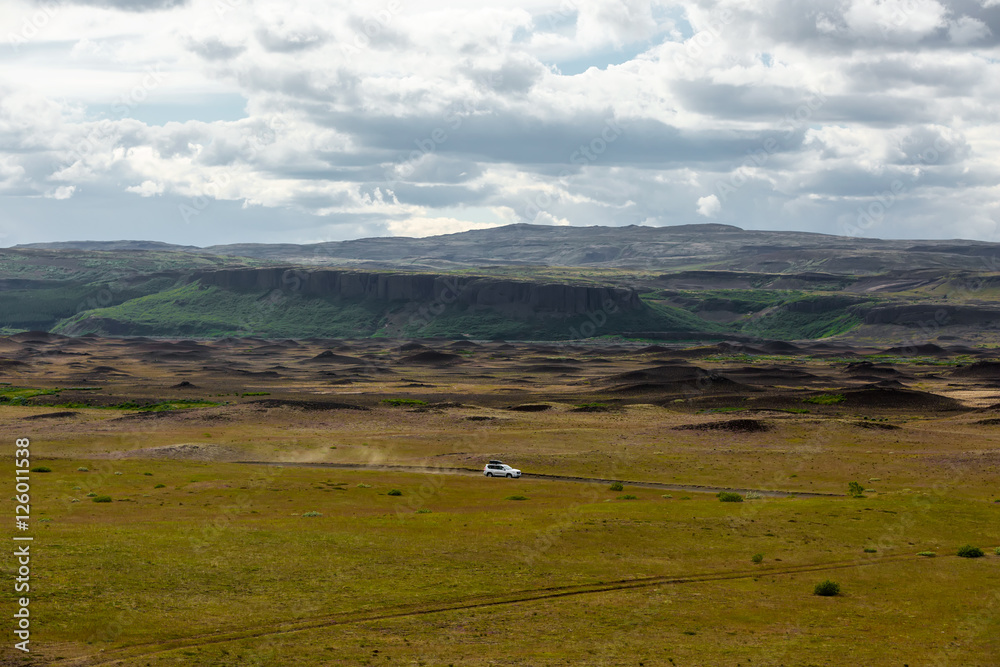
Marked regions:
[193,268,643,317]
[862,304,1000,327]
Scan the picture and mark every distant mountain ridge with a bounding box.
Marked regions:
[7,223,1000,342]
[16,223,1000,274]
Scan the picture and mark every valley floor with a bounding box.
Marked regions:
[1,334,999,666]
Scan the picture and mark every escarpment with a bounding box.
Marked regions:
[192,268,643,317]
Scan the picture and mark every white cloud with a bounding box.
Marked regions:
[385,216,504,237]
[126,180,164,197]
[0,156,26,186]
[949,16,991,44]
[533,211,571,226]
[46,185,77,200]
[696,194,721,217]
[843,0,948,41]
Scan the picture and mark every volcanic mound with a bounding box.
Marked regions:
[952,361,1000,379]
[506,404,552,412]
[401,351,465,365]
[21,411,79,420]
[305,351,364,364]
[675,419,773,433]
[604,365,749,395]
[838,386,962,410]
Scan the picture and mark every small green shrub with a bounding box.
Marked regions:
[957,545,984,558]
[609,481,624,492]
[917,551,936,557]
[662,494,673,499]
[92,495,112,503]
[154,484,166,489]
[143,472,153,476]
[803,393,845,405]
[356,483,372,488]
[813,580,840,596]
[77,467,89,472]
[387,489,403,496]
[717,492,744,502]
[302,511,322,517]
[381,398,427,407]
[618,494,637,500]
[863,547,877,553]
[86,492,97,497]
[994,547,1000,556]
[30,467,51,473]
[416,509,432,514]
[751,553,764,564]
[573,402,610,411]
[848,481,865,498]
[506,495,528,501]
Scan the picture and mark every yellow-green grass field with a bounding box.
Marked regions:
[7,456,1000,666]
[3,336,1000,665]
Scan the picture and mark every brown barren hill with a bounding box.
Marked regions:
[675,418,773,433]
[401,351,466,365]
[603,364,750,395]
[951,361,1000,378]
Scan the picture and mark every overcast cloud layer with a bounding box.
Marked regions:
[1,0,998,245]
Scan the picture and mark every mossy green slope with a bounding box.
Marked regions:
[51,281,727,340]
[53,283,389,338]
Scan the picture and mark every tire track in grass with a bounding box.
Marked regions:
[57,554,923,666]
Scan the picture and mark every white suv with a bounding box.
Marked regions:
[483,460,521,478]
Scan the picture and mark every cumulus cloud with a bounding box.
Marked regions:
[126,180,164,197]
[696,194,721,217]
[948,15,992,42]
[1,0,999,244]
[385,217,505,237]
[46,185,77,200]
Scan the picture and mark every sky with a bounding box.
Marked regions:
[1,0,998,246]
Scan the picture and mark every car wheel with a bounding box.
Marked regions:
[486,473,493,477]
[506,473,512,478]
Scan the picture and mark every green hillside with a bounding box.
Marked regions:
[53,283,388,338]
[52,281,728,340]
[6,234,1000,342]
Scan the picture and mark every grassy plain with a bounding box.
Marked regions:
[1,336,999,665]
